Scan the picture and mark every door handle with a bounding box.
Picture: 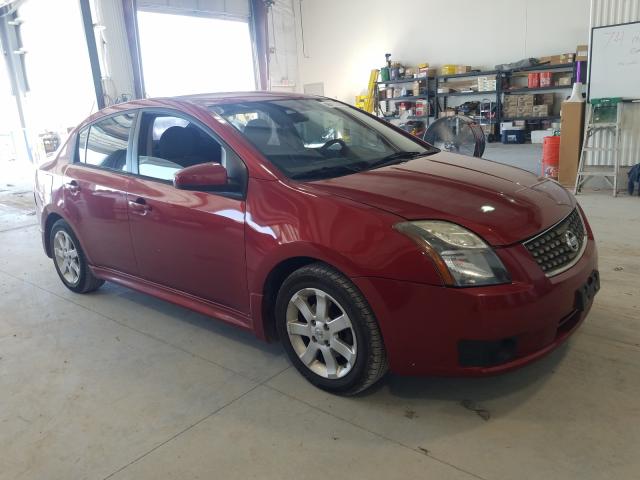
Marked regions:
[64,181,80,194]
[128,197,152,215]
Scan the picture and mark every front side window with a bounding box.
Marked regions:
[210,99,437,180]
[135,112,247,194]
[82,113,135,171]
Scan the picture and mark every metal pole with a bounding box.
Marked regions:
[0,14,32,162]
[78,0,105,109]
[122,0,145,99]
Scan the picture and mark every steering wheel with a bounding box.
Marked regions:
[319,138,348,153]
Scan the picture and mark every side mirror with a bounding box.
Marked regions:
[174,163,228,191]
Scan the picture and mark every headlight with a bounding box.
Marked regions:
[394,221,511,287]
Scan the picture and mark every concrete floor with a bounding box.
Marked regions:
[1,153,639,480]
[483,142,542,174]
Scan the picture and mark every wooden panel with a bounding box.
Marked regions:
[558,101,585,187]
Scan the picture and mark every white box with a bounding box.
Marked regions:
[531,129,555,144]
[500,121,514,133]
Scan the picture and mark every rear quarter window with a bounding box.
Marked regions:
[75,113,135,171]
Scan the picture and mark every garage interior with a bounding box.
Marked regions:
[1,0,639,479]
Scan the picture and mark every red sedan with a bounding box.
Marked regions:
[34,93,599,395]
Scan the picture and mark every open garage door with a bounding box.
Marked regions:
[136,0,256,97]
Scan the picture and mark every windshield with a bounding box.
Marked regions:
[209,98,437,180]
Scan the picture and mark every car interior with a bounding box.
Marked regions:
[79,112,247,195]
[212,101,409,179]
[138,114,247,193]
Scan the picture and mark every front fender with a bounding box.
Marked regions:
[244,178,444,297]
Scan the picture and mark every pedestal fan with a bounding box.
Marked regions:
[423,115,486,158]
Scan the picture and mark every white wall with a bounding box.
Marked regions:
[294,0,591,103]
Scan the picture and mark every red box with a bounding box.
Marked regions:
[528,73,540,88]
[540,72,552,87]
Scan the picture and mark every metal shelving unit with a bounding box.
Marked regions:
[504,86,572,94]
[435,70,502,121]
[502,115,561,121]
[511,63,575,73]
[374,76,436,125]
[373,62,577,142]
[433,62,577,140]
[444,90,497,97]
[434,70,502,142]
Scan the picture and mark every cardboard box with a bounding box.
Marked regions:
[531,129,554,144]
[516,105,533,116]
[559,53,575,63]
[477,77,497,92]
[439,109,456,118]
[517,94,534,106]
[538,54,575,65]
[532,105,549,117]
[500,121,514,133]
[557,76,572,86]
[558,101,585,187]
[535,93,554,106]
[503,107,518,118]
[576,44,588,62]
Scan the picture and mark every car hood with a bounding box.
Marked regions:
[304,152,575,246]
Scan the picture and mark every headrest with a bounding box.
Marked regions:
[243,119,272,148]
[159,126,196,160]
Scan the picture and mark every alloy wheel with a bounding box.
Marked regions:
[53,230,81,285]
[286,288,357,379]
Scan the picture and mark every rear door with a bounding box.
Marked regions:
[62,112,138,274]
[125,110,249,314]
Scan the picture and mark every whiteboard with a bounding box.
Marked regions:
[589,21,640,100]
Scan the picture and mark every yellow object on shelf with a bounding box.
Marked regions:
[441,64,457,75]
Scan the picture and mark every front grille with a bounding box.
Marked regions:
[523,209,586,276]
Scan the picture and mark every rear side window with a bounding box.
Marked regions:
[80,113,135,171]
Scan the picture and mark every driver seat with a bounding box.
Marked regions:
[243,119,272,150]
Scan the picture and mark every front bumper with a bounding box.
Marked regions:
[352,237,598,376]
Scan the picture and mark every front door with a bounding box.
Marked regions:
[126,111,249,314]
[62,112,138,275]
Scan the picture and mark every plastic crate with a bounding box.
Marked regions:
[501,129,526,144]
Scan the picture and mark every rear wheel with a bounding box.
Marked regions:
[276,263,387,395]
[50,219,104,293]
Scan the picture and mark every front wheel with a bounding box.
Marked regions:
[275,263,388,395]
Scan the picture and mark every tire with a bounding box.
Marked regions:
[50,219,104,294]
[275,262,388,395]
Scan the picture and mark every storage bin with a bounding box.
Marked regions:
[501,129,526,144]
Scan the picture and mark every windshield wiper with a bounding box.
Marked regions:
[290,151,428,180]
[290,162,368,180]
[364,151,425,170]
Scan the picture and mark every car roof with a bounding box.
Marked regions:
[176,91,320,105]
[82,91,328,125]
[134,91,324,109]
[79,91,328,128]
